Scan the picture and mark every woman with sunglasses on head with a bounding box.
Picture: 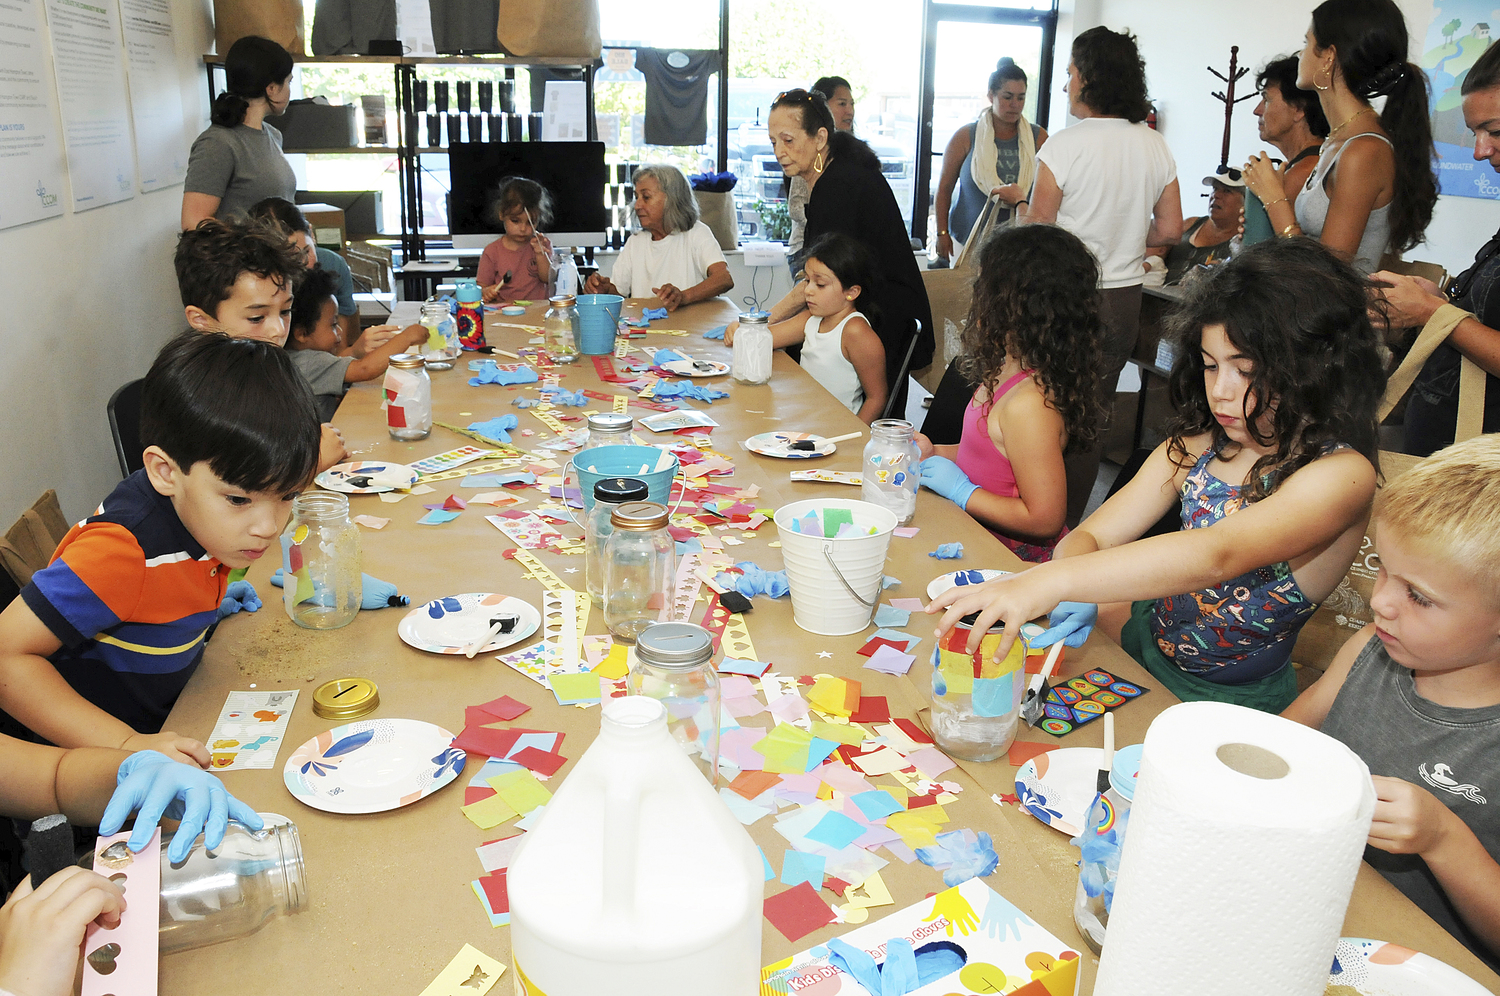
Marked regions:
[764,88,934,416]
[1157,168,1245,286]
[1242,0,1437,273]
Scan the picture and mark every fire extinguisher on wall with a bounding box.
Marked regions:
[1146,103,1159,130]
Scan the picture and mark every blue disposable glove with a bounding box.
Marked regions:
[918,456,980,509]
[99,751,263,863]
[216,579,261,619]
[1032,600,1098,648]
[270,569,409,609]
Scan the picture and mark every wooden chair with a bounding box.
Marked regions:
[1,489,71,590]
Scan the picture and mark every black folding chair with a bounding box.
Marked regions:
[881,319,924,420]
[107,379,144,478]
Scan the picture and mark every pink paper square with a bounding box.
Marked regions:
[888,597,925,611]
[906,745,957,779]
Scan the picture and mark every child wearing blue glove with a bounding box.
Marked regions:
[0,740,261,996]
[914,225,1105,562]
[931,238,1384,713]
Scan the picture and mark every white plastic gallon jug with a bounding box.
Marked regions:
[508,696,763,995]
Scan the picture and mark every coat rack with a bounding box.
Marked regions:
[1209,46,1255,168]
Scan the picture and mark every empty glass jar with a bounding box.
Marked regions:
[587,477,649,606]
[544,294,580,363]
[280,492,361,630]
[861,418,921,525]
[156,818,306,954]
[604,501,674,642]
[584,412,634,450]
[628,621,721,786]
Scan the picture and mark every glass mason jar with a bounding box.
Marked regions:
[930,621,1028,762]
[861,418,921,526]
[544,294,580,363]
[587,477,649,606]
[584,411,634,450]
[1072,744,1142,954]
[419,299,460,370]
[604,501,675,642]
[731,311,772,385]
[627,621,721,786]
[280,492,361,630]
[384,352,431,441]
[156,818,306,954]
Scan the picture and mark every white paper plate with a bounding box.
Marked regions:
[745,431,837,459]
[283,718,465,815]
[1327,938,1491,994]
[397,593,541,655]
[1015,746,1103,837]
[314,461,419,494]
[925,568,1010,600]
[661,358,730,378]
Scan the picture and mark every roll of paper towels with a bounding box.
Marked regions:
[1094,701,1374,996]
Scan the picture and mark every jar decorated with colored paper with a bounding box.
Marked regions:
[384,353,431,441]
[860,418,920,526]
[1072,743,1141,953]
[279,492,361,630]
[419,299,460,370]
[455,279,485,349]
[929,622,1027,761]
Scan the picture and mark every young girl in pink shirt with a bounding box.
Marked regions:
[478,177,553,305]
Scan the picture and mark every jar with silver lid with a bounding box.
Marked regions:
[584,411,634,449]
[544,294,580,363]
[384,353,431,440]
[627,621,721,785]
[587,476,649,606]
[731,311,772,385]
[604,501,675,642]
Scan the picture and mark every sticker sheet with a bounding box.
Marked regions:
[1038,667,1149,737]
[205,690,299,769]
[486,512,563,550]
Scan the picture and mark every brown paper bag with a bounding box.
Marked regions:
[214,0,307,55]
[495,0,600,58]
[914,194,1003,392]
[694,191,737,252]
[1292,304,1485,670]
[1,490,70,588]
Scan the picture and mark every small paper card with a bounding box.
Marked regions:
[486,512,563,549]
[418,943,506,996]
[204,690,299,770]
[639,409,719,432]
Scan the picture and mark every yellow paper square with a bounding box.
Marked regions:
[461,794,518,830]
[810,721,867,747]
[886,810,943,848]
[490,769,552,816]
[807,677,854,717]
[592,644,630,679]
[418,943,506,996]
[815,782,835,801]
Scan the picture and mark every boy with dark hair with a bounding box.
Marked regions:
[0,333,321,766]
[1285,435,1500,972]
[175,218,304,345]
[286,267,426,421]
[247,197,364,348]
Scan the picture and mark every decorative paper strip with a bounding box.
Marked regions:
[532,409,570,436]
[698,593,758,660]
[541,589,579,669]
[402,459,525,485]
[663,551,707,622]
[82,829,160,996]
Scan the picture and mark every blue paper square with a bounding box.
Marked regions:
[805,737,839,771]
[806,811,866,850]
[780,849,827,888]
[851,790,904,821]
[873,604,911,628]
[759,846,775,881]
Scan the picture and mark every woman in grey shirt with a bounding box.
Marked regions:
[182,36,297,230]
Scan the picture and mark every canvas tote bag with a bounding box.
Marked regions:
[496,0,601,58]
[1291,303,1487,670]
[916,194,1007,392]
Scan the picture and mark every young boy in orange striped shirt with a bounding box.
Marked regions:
[0,332,320,766]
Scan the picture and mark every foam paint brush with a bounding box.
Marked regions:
[1021,641,1064,728]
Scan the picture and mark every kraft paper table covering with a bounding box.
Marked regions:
[156,299,1500,994]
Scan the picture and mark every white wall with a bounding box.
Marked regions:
[0,0,215,527]
[1076,0,1500,274]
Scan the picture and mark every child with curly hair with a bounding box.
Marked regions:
[931,237,1386,713]
[916,225,1104,562]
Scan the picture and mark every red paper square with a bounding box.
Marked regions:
[1008,740,1058,767]
[894,718,934,745]
[908,793,938,809]
[856,637,903,658]
[728,770,781,800]
[479,869,510,914]
[464,706,503,730]
[849,696,891,725]
[763,882,836,942]
[464,786,496,805]
[452,727,522,758]
[511,746,568,776]
[477,695,531,721]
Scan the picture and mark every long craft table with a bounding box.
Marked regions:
[158,299,1500,993]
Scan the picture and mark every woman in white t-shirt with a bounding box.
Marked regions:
[584,164,733,311]
[1022,25,1181,523]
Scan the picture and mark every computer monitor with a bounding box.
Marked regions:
[447,141,609,248]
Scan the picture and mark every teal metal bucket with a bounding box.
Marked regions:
[575,294,623,354]
[571,445,679,514]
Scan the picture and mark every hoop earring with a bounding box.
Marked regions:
[1314,62,1333,91]
[813,151,825,174]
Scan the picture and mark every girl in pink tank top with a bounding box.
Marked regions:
[916,226,1107,562]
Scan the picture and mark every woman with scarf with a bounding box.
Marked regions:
[933,58,1047,263]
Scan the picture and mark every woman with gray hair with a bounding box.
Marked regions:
[584,164,733,311]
